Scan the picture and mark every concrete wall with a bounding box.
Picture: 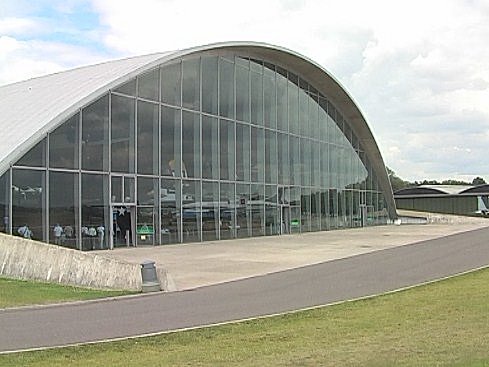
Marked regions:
[0,233,172,291]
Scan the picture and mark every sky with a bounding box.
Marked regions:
[1,0,489,182]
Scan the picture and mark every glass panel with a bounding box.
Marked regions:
[251,127,264,182]
[301,139,311,187]
[161,62,181,106]
[220,182,235,240]
[111,176,122,203]
[320,189,330,230]
[16,138,46,168]
[289,136,301,186]
[219,57,235,118]
[263,64,276,129]
[111,94,135,173]
[344,190,353,228]
[338,190,346,228]
[0,171,9,233]
[329,144,339,189]
[182,180,201,243]
[309,92,319,139]
[124,176,135,203]
[201,56,218,115]
[290,206,301,234]
[81,173,109,250]
[114,78,136,97]
[265,185,278,235]
[250,71,263,125]
[251,184,264,236]
[311,189,320,231]
[236,123,250,182]
[276,67,288,132]
[137,177,158,205]
[82,94,109,171]
[12,169,45,241]
[301,187,311,232]
[329,188,338,229]
[319,97,328,142]
[288,73,299,135]
[202,181,219,241]
[49,171,78,249]
[137,100,159,175]
[220,119,235,181]
[161,106,181,177]
[236,183,250,238]
[299,80,309,137]
[202,116,219,180]
[49,113,79,169]
[236,65,250,122]
[290,186,301,207]
[161,178,180,244]
[182,111,201,178]
[265,130,277,184]
[250,58,263,73]
[138,69,159,101]
[236,56,249,69]
[319,143,328,187]
[278,133,289,185]
[182,58,200,111]
[312,141,320,187]
[136,207,156,245]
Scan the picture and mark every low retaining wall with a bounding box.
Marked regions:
[0,233,171,291]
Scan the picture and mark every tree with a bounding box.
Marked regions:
[386,167,411,192]
[472,177,487,185]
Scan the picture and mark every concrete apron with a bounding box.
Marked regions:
[100,212,489,291]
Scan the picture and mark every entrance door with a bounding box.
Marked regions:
[111,206,134,248]
[110,174,136,249]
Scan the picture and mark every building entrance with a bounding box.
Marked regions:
[111,206,135,248]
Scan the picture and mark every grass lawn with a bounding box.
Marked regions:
[0,277,132,309]
[2,268,489,366]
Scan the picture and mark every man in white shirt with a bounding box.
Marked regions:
[53,224,63,245]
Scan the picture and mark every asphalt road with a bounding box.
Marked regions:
[1,226,489,353]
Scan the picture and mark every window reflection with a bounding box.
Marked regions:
[49,114,79,169]
[12,169,45,241]
[82,95,109,171]
[0,172,9,234]
[49,172,78,249]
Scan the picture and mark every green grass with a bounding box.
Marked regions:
[2,269,489,366]
[0,277,132,309]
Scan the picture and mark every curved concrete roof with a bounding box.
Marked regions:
[395,185,474,196]
[0,41,397,218]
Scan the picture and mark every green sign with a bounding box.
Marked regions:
[137,225,154,234]
[290,219,300,227]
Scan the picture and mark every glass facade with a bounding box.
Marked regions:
[0,52,391,250]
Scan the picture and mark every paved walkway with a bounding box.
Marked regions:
[99,213,489,291]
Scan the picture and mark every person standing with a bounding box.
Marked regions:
[53,224,63,245]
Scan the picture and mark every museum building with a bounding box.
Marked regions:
[0,42,397,250]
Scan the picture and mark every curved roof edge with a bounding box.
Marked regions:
[0,41,397,218]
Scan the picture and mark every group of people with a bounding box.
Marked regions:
[16,223,106,249]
